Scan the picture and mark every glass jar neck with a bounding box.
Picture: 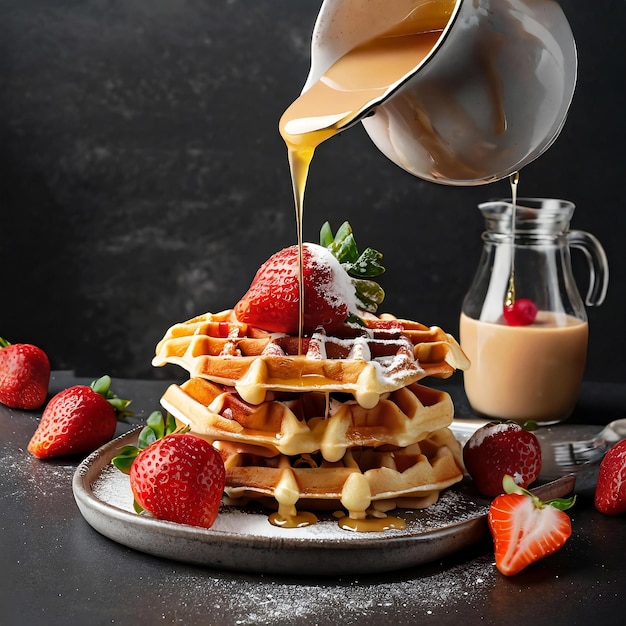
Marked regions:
[479,198,575,238]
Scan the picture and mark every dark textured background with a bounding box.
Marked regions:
[1,0,624,382]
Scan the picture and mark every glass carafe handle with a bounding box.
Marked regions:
[567,230,609,306]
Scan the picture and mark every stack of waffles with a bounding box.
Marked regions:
[152,309,470,528]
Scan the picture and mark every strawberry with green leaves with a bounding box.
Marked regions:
[234,221,385,335]
[0,337,50,410]
[27,375,132,458]
[112,412,226,529]
[488,475,576,576]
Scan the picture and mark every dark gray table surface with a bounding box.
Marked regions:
[1,371,624,626]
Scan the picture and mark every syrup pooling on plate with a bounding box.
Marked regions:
[338,514,407,533]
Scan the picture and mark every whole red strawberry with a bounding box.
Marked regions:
[234,222,385,335]
[489,475,575,576]
[235,242,356,334]
[0,337,50,410]
[463,421,542,496]
[27,375,132,458]
[594,439,626,515]
[129,433,225,528]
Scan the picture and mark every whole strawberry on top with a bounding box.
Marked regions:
[489,475,576,576]
[463,421,542,496]
[594,439,626,515]
[28,375,132,459]
[234,221,385,335]
[0,337,50,410]
[112,412,225,529]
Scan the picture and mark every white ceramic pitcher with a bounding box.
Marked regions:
[302,0,578,186]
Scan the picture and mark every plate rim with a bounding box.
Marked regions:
[72,429,571,575]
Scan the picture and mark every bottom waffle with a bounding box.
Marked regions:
[200,429,464,529]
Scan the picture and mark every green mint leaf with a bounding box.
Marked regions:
[111,445,140,474]
[354,279,385,312]
[319,221,334,248]
[349,247,385,278]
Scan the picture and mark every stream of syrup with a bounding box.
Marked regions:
[273,4,454,531]
[505,171,520,307]
[279,1,454,356]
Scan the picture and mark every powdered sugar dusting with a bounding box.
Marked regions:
[156,552,496,625]
[91,465,488,541]
[306,243,359,313]
[215,488,487,540]
[80,447,497,618]
[0,411,76,504]
[467,422,518,448]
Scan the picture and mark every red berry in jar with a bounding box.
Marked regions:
[503,298,538,326]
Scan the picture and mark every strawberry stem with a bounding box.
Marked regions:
[90,375,134,421]
[502,474,576,511]
[137,411,179,448]
[111,411,186,474]
[0,337,10,348]
[320,221,386,312]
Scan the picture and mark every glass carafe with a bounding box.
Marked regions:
[460,198,609,424]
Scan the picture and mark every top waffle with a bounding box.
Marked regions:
[152,309,469,408]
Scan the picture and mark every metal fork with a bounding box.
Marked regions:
[541,418,626,478]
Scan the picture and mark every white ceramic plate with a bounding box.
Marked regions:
[72,429,574,575]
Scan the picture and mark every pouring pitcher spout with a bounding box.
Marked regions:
[300,0,577,186]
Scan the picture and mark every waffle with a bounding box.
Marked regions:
[153,307,468,528]
[159,375,464,520]
[161,377,456,462]
[214,430,464,519]
[152,309,469,409]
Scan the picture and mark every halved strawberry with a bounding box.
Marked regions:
[488,475,576,576]
[234,221,385,335]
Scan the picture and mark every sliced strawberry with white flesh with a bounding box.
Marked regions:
[488,475,576,576]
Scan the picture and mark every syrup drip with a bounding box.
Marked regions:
[504,171,520,307]
[287,144,328,355]
[269,510,318,529]
[281,2,453,357]
[337,514,407,533]
[275,2,454,533]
